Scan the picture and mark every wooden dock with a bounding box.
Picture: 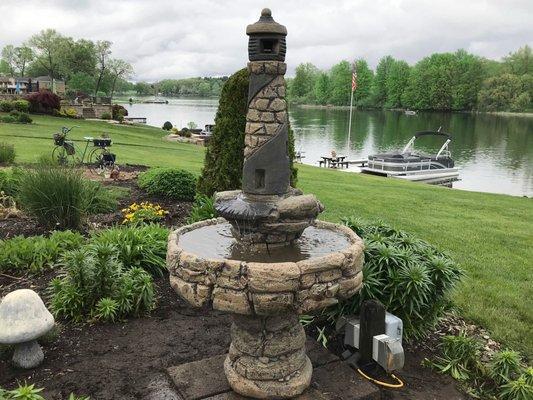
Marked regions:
[123,117,147,124]
[346,159,367,167]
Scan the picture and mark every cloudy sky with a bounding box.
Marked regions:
[1,0,532,81]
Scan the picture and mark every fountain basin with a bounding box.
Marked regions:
[167,218,364,399]
[167,218,364,316]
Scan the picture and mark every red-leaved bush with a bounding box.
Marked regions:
[25,90,61,114]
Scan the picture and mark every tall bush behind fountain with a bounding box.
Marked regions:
[167,9,365,398]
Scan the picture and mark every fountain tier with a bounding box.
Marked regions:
[167,218,364,398]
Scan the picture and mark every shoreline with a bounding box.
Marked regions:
[292,103,533,117]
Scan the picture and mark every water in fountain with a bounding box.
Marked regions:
[177,222,350,262]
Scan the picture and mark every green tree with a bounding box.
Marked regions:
[14,45,34,76]
[94,40,112,96]
[197,68,249,195]
[108,59,133,100]
[29,29,67,79]
[478,74,531,111]
[314,72,330,105]
[1,45,16,76]
[68,72,95,94]
[371,55,395,107]
[402,53,455,110]
[60,39,96,80]
[198,68,297,195]
[289,63,319,103]
[385,60,410,108]
[503,45,532,75]
[451,49,484,110]
[354,59,374,106]
[329,60,352,105]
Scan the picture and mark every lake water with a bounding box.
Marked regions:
[122,98,533,197]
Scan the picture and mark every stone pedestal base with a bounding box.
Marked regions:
[224,313,312,399]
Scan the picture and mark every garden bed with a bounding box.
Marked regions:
[0,164,192,239]
[0,268,468,400]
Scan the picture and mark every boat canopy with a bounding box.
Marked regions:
[413,130,452,140]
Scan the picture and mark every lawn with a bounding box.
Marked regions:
[1,114,532,358]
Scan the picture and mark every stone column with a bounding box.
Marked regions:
[242,61,290,196]
[224,313,312,399]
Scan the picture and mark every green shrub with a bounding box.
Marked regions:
[499,376,533,400]
[0,115,17,123]
[187,194,216,223]
[162,121,173,130]
[17,112,33,124]
[0,142,16,165]
[431,332,482,381]
[2,383,45,400]
[13,99,30,112]
[334,217,463,338]
[50,243,155,322]
[101,112,112,120]
[90,224,169,276]
[0,168,22,195]
[16,167,113,230]
[138,167,196,201]
[84,180,122,214]
[0,230,84,273]
[490,350,524,385]
[59,107,79,118]
[0,100,13,112]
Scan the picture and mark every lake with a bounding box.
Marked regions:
[122,98,533,197]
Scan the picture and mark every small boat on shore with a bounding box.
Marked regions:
[361,129,459,186]
[404,110,417,116]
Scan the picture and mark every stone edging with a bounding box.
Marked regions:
[167,218,364,316]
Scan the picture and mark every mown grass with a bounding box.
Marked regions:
[1,114,532,358]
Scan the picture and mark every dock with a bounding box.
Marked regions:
[123,117,147,124]
[346,159,367,167]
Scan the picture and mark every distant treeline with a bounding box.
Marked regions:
[133,77,228,97]
[287,46,532,112]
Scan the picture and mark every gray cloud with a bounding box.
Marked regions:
[1,0,531,80]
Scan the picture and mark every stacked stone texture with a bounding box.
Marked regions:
[167,218,364,316]
[167,217,364,396]
[244,61,287,159]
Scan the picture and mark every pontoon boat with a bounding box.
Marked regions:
[361,129,459,186]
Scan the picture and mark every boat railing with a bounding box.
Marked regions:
[368,158,436,173]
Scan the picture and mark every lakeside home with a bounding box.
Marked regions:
[0,76,65,95]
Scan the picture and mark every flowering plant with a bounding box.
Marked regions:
[121,202,168,225]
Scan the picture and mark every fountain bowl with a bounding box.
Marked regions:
[167,217,364,399]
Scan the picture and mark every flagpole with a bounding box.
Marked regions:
[347,85,354,148]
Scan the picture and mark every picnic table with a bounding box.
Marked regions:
[319,156,349,168]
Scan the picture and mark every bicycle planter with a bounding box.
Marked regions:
[93,139,112,147]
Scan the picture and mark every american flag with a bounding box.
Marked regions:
[351,70,357,92]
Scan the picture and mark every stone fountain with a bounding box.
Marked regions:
[167,8,364,399]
